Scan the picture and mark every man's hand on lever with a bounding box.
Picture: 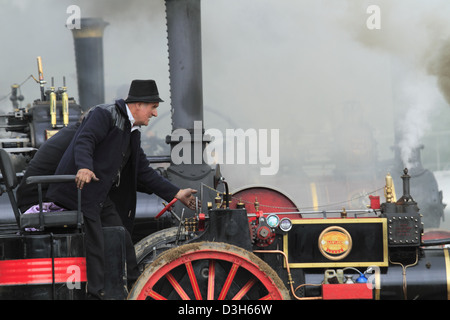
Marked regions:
[175,188,199,210]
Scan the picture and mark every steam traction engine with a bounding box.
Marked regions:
[128,169,450,300]
[1,0,450,301]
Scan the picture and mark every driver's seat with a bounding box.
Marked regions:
[0,148,82,231]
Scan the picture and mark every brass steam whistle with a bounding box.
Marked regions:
[384,173,397,203]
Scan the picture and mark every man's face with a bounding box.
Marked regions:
[134,102,159,126]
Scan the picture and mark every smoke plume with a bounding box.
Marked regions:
[341,0,450,169]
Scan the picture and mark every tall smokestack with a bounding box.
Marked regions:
[165,0,204,132]
[164,0,218,215]
[71,18,108,111]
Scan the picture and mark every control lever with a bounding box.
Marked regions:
[155,198,178,219]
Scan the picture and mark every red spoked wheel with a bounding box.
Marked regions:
[128,242,290,300]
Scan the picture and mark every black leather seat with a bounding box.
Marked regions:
[0,149,82,231]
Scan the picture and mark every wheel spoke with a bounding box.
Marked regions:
[185,261,202,300]
[207,260,215,300]
[166,272,190,300]
[232,277,257,300]
[147,289,168,300]
[218,263,239,300]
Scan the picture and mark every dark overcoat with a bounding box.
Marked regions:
[46,99,179,230]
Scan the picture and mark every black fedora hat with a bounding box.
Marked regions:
[125,79,164,103]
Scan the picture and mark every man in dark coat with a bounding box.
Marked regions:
[46,79,197,299]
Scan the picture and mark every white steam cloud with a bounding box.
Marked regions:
[341,0,450,169]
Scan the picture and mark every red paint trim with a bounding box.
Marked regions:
[322,283,373,300]
[0,257,87,285]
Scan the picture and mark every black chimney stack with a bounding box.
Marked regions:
[71,18,108,111]
[164,0,218,214]
[165,0,204,132]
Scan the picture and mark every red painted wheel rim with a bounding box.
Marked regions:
[135,248,286,300]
